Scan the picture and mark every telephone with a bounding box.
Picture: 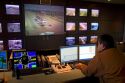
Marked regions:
[46,54,72,73]
[46,54,60,64]
[51,64,72,73]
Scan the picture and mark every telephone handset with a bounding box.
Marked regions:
[46,54,60,64]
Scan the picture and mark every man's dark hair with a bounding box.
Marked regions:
[98,34,116,49]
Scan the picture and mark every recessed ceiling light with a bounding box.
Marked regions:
[107,0,111,2]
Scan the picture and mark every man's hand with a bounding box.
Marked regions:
[75,63,87,71]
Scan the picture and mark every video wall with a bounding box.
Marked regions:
[0,3,24,50]
[0,3,100,50]
[65,7,99,46]
[0,0,101,50]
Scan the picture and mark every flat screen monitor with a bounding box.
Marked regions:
[0,23,2,33]
[26,51,37,69]
[5,4,20,15]
[79,44,96,60]
[90,36,98,43]
[13,51,37,70]
[0,40,4,50]
[66,37,75,46]
[24,4,64,36]
[91,23,99,30]
[91,9,99,17]
[79,22,87,31]
[79,36,87,45]
[7,23,20,32]
[79,8,88,16]
[66,22,75,31]
[8,40,22,50]
[66,8,75,16]
[0,51,7,70]
[60,46,78,63]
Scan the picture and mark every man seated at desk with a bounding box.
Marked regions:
[75,34,125,83]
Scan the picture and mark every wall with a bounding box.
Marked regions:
[0,0,125,50]
[65,0,125,42]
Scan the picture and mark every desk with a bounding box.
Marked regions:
[9,69,85,83]
[0,71,12,83]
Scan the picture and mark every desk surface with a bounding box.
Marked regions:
[9,69,85,83]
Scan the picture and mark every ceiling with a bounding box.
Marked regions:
[82,0,125,4]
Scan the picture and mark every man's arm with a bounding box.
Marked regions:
[75,55,99,77]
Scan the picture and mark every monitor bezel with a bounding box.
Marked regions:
[13,50,37,70]
[60,45,78,63]
[79,44,96,61]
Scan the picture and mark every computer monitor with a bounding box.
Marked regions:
[5,4,20,15]
[79,44,96,60]
[13,51,25,70]
[27,51,37,68]
[91,9,99,17]
[66,8,75,16]
[90,36,98,43]
[91,23,99,30]
[79,22,87,31]
[0,40,4,50]
[79,36,87,45]
[24,4,64,36]
[0,51,8,70]
[60,46,78,63]
[66,22,75,31]
[7,23,20,32]
[0,23,2,33]
[8,39,22,50]
[79,8,88,16]
[66,37,75,46]
[13,50,37,70]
